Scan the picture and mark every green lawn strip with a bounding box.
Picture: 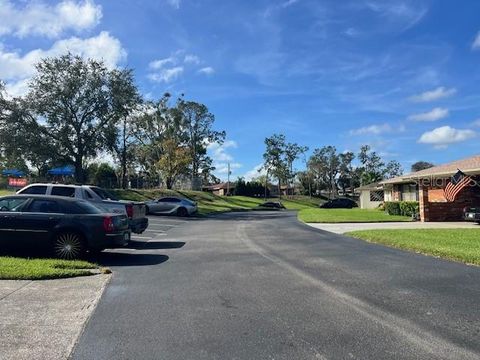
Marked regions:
[0,189,15,196]
[109,189,322,215]
[346,229,480,266]
[298,208,411,223]
[0,257,98,280]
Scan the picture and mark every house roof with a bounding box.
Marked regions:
[354,182,383,192]
[204,182,235,190]
[380,155,480,185]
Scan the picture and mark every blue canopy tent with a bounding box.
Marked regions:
[47,166,74,176]
[2,169,26,177]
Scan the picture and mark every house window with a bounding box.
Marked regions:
[370,190,384,202]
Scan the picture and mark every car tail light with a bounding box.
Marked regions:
[103,216,115,232]
[126,203,133,218]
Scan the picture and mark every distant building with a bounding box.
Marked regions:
[203,182,235,196]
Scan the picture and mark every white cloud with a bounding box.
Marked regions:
[0,31,126,96]
[149,57,175,70]
[198,66,215,75]
[244,163,266,181]
[471,119,480,127]
[407,107,449,122]
[148,66,183,83]
[0,0,102,38]
[365,1,428,30]
[350,123,404,136]
[148,52,214,83]
[166,0,181,9]
[409,87,457,102]
[418,126,476,148]
[184,54,200,65]
[472,31,480,50]
[281,0,300,8]
[207,140,242,177]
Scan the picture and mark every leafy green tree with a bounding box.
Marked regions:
[109,69,142,188]
[263,134,289,197]
[176,98,226,186]
[411,161,434,173]
[24,53,138,182]
[308,146,341,197]
[157,138,191,189]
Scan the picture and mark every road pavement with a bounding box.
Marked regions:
[72,211,480,360]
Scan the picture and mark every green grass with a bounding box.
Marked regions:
[0,189,14,196]
[0,257,98,280]
[346,229,480,266]
[298,208,411,223]
[109,189,322,215]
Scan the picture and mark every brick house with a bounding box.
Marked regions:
[380,155,480,222]
[203,182,235,196]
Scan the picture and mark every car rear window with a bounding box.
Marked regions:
[51,186,76,197]
[91,187,118,201]
[63,201,102,214]
[26,199,61,213]
[19,185,47,195]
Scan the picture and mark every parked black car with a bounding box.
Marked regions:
[320,198,358,209]
[259,201,286,209]
[0,195,130,259]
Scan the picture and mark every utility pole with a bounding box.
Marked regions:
[226,162,231,196]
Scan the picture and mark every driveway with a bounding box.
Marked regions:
[306,221,479,234]
[72,211,480,360]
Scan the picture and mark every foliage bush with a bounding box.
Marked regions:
[384,201,419,217]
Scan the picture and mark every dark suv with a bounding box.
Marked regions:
[0,195,130,259]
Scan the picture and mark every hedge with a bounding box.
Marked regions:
[384,201,419,217]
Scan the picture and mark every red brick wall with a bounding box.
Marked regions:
[420,179,480,222]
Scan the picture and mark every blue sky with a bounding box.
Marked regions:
[1,0,480,180]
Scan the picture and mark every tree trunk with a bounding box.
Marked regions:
[74,156,84,183]
[121,119,128,189]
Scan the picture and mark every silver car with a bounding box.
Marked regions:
[145,197,197,217]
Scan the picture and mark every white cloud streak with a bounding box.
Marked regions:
[407,107,449,122]
[472,31,480,50]
[409,87,457,102]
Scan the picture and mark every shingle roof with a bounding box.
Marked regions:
[381,155,480,185]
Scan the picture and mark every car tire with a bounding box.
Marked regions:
[52,231,86,260]
[177,207,188,217]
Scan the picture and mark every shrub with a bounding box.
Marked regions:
[384,201,401,216]
[384,201,419,217]
[399,201,419,217]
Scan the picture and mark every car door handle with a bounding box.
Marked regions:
[48,216,60,220]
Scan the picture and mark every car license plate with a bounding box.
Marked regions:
[469,213,475,218]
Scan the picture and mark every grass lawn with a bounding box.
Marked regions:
[0,189,14,196]
[346,229,480,266]
[0,257,98,280]
[298,208,411,223]
[110,188,322,215]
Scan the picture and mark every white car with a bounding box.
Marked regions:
[145,197,197,217]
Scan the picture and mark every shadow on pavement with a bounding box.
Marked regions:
[126,240,185,250]
[92,252,169,267]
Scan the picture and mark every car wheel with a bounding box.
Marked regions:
[53,232,86,259]
[177,207,188,217]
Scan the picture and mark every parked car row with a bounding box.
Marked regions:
[0,183,200,259]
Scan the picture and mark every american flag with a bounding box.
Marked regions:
[444,170,472,202]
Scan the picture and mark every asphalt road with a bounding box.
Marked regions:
[72,211,480,360]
